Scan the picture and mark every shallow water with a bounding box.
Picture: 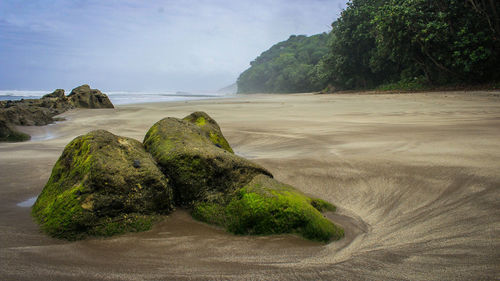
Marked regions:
[17,196,37,207]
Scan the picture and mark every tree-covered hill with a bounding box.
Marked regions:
[237,0,500,93]
[237,33,329,93]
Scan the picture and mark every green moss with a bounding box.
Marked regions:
[192,202,227,226]
[33,184,92,240]
[195,116,207,126]
[209,131,233,153]
[32,130,173,240]
[182,111,234,153]
[192,175,344,243]
[310,198,336,212]
[144,117,270,206]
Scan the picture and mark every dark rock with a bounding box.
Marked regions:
[0,84,115,142]
[0,118,30,142]
[68,84,114,109]
[32,130,173,240]
[0,105,55,126]
[143,115,271,206]
[42,89,66,99]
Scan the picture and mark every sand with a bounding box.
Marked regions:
[0,91,499,280]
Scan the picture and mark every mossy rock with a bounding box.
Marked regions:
[143,115,272,206]
[32,130,173,240]
[0,119,30,142]
[192,174,344,242]
[183,111,234,153]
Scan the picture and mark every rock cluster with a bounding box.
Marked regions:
[33,112,344,242]
[0,85,113,142]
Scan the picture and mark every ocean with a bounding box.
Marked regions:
[0,90,231,105]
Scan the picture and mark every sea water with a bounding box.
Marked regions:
[0,90,232,105]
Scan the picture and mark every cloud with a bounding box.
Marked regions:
[0,0,346,91]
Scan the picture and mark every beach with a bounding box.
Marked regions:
[1,91,499,280]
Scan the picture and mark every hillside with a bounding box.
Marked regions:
[237,34,329,93]
[237,0,500,93]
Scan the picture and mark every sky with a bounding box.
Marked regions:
[0,0,346,92]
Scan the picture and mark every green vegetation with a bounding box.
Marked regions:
[32,130,173,240]
[376,78,430,92]
[237,34,330,93]
[182,111,234,153]
[310,198,337,212]
[192,175,344,242]
[237,0,500,93]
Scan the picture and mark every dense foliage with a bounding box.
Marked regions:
[237,34,329,93]
[237,0,500,93]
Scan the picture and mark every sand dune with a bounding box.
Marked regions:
[0,92,499,280]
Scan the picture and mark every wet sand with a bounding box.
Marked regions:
[1,91,499,280]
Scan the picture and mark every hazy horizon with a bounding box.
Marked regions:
[0,0,346,92]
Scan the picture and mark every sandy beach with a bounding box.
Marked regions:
[1,91,499,280]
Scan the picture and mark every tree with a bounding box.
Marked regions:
[237,34,329,93]
[320,0,394,90]
[374,0,500,84]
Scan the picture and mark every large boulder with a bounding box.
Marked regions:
[32,130,173,240]
[68,84,114,109]
[0,118,30,142]
[192,174,344,242]
[143,114,271,206]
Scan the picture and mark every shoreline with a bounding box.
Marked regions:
[1,91,499,280]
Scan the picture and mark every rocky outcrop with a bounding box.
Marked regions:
[0,118,30,142]
[0,104,54,126]
[68,85,114,109]
[0,85,114,142]
[32,130,173,240]
[42,89,66,99]
[33,112,343,242]
[143,115,271,206]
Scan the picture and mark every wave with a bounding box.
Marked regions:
[0,90,231,104]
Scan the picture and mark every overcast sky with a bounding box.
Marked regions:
[0,0,346,92]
